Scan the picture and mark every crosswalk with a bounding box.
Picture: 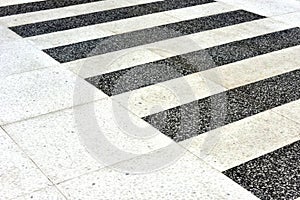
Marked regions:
[1,0,300,199]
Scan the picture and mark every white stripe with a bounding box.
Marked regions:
[272,99,300,125]
[0,0,43,7]
[271,11,300,27]
[0,0,162,26]
[65,17,294,79]
[26,2,236,49]
[202,45,300,89]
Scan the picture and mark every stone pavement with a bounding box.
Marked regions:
[0,0,300,199]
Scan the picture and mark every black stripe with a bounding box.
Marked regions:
[9,0,215,37]
[142,69,300,142]
[44,10,264,63]
[85,28,300,96]
[223,140,300,200]
[0,0,104,17]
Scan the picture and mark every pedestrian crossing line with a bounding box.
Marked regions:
[223,139,300,200]
[0,0,158,27]
[85,28,300,96]
[64,17,294,79]
[9,0,215,37]
[27,2,236,50]
[142,69,300,142]
[0,0,43,7]
[43,10,263,63]
[0,0,105,17]
[113,45,300,118]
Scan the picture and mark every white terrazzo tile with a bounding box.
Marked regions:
[216,0,300,17]
[0,0,42,7]
[12,186,66,200]
[57,148,258,200]
[272,100,300,125]
[0,40,58,78]
[114,73,226,118]
[65,47,165,78]
[0,67,107,125]
[0,25,21,42]
[0,128,51,199]
[3,98,174,183]
[201,45,300,89]
[272,11,300,27]
[179,111,300,171]
[27,26,114,50]
[188,17,294,48]
[165,1,237,21]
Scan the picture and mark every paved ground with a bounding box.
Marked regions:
[1,0,300,199]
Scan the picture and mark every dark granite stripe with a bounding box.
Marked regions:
[223,140,300,200]
[85,28,300,96]
[142,69,300,142]
[0,0,103,17]
[10,0,215,37]
[44,10,264,63]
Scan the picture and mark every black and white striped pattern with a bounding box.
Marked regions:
[2,0,299,199]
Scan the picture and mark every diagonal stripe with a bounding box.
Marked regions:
[9,0,215,37]
[43,10,264,63]
[0,0,104,17]
[27,2,236,50]
[113,45,300,119]
[223,140,300,200]
[142,69,300,142]
[85,28,300,96]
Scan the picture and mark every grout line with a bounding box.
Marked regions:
[0,126,69,200]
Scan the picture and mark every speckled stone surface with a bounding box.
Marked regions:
[9,0,215,37]
[44,10,263,63]
[86,28,300,96]
[143,69,300,142]
[0,0,103,17]
[223,140,300,200]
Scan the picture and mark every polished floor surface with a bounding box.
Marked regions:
[1,0,300,199]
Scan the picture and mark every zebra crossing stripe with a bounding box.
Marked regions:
[43,10,263,63]
[0,0,104,17]
[9,0,215,37]
[27,2,236,50]
[223,140,300,200]
[85,28,300,96]
[142,69,300,142]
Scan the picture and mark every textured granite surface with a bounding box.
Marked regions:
[10,0,215,37]
[44,10,264,63]
[142,69,300,142]
[223,140,300,200]
[86,28,300,96]
[0,0,103,17]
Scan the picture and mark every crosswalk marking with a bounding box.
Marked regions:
[86,28,300,96]
[114,45,300,118]
[1,0,300,199]
[64,17,294,79]
[26,2,236,50]
[0,0,155,27]
[9,0,215,37]
[0,0,105,17]
[143,69,300,142]
[44,10,263,63]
